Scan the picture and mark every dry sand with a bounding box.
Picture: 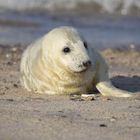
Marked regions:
[0,45,140,140]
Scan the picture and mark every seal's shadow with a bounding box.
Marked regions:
[111,76,140,92]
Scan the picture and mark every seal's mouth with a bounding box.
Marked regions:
[74,67,89,73]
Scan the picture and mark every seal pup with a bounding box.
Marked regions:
[20,26,133,97]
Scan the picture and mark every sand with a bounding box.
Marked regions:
[0,45,140,140]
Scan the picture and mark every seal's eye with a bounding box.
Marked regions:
[83,41,88,49]
[63,47,71,53]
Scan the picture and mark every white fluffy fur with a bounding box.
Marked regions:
[20,26,132,97]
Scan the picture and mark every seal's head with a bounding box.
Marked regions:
[43,26,92,73]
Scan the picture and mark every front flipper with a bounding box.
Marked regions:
[94,50,132,97]
[96,80,132,97]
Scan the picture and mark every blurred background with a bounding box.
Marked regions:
[0,0,140,49]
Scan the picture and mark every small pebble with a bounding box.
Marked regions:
[6,99,14,102]
[11,47,17,52]
[110,116,117,122]
[5,87,9,90]
[70,95,81,101]
[13,84,18,88]
[102,97,112,101]
[99,124,107,127]
[110,56,115,60]
[5,54,11,58]
[58,110,64,113]
[0,92,5,95]
[81,94,95,101]
[7,61,12,65]
[136,106,140,109]
[70,94,95,101]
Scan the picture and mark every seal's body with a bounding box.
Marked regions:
[20,26,132,97]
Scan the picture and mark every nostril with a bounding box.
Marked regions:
[87,60,91,65]
[83,60,91,67]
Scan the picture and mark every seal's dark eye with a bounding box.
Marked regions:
[63,47,71,53]
[83,41,88,49]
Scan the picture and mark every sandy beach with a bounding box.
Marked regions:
[0,45,140,140]
[0,0,140,139]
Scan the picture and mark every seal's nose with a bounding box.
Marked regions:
[82,60,91,67]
